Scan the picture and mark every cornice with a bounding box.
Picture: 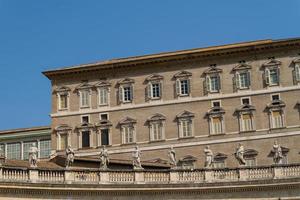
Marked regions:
[43,38,300,80]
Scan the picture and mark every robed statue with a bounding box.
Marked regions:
[132,146,143,169]
[204,145,214,168]
[29,143,39,168]
[65,145,75,168]
[168,146,177,167]
[234,143,246,165]
[99,146,109,170]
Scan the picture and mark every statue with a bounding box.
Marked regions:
[99,146,109,170]
[272,140,283,164]
[204,145,213,168]
[234,143,246,165]
[168,146,177,167]
[65,145,75,168]
[132,146,143,170]
[29,143,39,168]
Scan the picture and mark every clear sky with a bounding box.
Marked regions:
[0,0,300,130]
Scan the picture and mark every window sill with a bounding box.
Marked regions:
[120,142,137,146]
[209,133,226,137]
[98,104,109,107]
[269,126,286,131]
[78,147,94,150]
[178,136,194,140]
[58,108,69,112]
[239,130,256,134]
[96,145,112,148]
[80,106,91,109]
[149,139,166,143]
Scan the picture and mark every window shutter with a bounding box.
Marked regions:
[187,79,191,95]
[175,79,180,95]
[205,76,210,93]
[296,64,300,81]
[147,83,152,100]
[130,85,133,101]
[277,67,280,85]
[118,86,123,104]
[235,72,240,90]
[265,68,270,85]
[217,75,221,91]
[103,88,108,104]
[247,71,251,87]
[159,82,162,98]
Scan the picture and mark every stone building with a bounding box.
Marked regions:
[43,38,300,169]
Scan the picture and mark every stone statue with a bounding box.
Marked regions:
[29,143,39,168]
[65,145,75,168]
[235,143,246,165]
[168,146,177,167]
[204,145,214,168]
[272,140,283,164]
[99,146,109,170]
[132,146,143,170]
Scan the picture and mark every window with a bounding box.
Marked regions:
[240,114,253,132]
[174,71,192,97]
[212,153,227,168]
[236,71,250,89]
[59,94,68,110]
[271,94,280,101]
[101,129,110,145]
[293,59,300,84]
[263,59,281,87]
[213,161,225,168]
[211,117,223,134]
[245,158,256,167]
[98,87,109,105]
[60,134,67,150]
[7,143,21,160]
[177,111,194,138]
[176,79,190,96]
[81,115,89,124]
[123,126,134,144]
[147,82,161,99]
[212,100,221,107]
[241,97,250,105]
[100,113,108,120]
[119,117,136,144]
[40,140,51,158]
[80,90,90,107]
[0,144,4,156]
[23,141,37,160]
[118,78,135,104]
[271,110,284,128]
[151,122,163,140]
[82,131,90,148]
[207,106,225,135]
[204,65,222,94]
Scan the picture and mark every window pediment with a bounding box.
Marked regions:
[235,104,256,113]
[176,110,195,119]
[95,120,112,127]
[146,74,164,82]
[173,71,192,79]
[214,152,227,161]
[203,66,222,75]
[119,117,137,125]
[75,82,93,91]
[263,59,281,67]
[117,78,135,85]
[95,80,111,87]
[207,107,225,116]
[179,155,197,162]
[147,113,166,121]
[232,63,252,71]
[267,100,286,109]
[244,149,258,158]
[53,86,71,94]
[146,158,169,164]
[268,146,289,157]
[76,122,94,130]
[55,124,72,132]
[293,57,300,64]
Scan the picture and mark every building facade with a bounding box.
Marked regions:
[43,38,300,169]
[0,126,51,160]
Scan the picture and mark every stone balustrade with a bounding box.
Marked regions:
[1,164,300,185]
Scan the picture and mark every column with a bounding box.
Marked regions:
[89,130,94,148]
[97,129,102,147]
[20,142,24,160]
[78,131,82,149]
[37,139,40,158]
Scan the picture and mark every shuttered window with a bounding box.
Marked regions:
[272,111,283,128]
[241,114,253,132]
[99,87,108,105]
[211,117,222,134]
[80,90,90,107]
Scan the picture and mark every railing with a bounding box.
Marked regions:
[1,164,300,185]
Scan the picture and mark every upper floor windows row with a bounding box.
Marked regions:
[54,58,300,111]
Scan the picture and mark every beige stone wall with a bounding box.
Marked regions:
[49,47,300,167]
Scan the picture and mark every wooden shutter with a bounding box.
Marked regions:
[247,71,251,87]
[265,68,270,85]
[175,79,180,96]
[118,86,123,104]
[235,72,240,90]
[130,85,133,101]
[147,83,152,100]
[296,64,300,81]
[205,76,210,93]
[187,79,191,95]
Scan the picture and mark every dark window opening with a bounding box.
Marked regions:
[101,129,109,146]
[82,131,90,148]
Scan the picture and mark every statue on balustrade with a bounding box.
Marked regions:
[234,143,246,166]
[99,146,109,170]
[272,140,283,164]
[168,146,177,168]
[132,146,143,170]
[29,143,39,168]
[65,145,75,168]
[204,145,213,168]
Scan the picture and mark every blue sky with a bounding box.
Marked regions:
[0,0,300,130]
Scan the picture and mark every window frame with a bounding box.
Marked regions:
[79,89,91,108]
